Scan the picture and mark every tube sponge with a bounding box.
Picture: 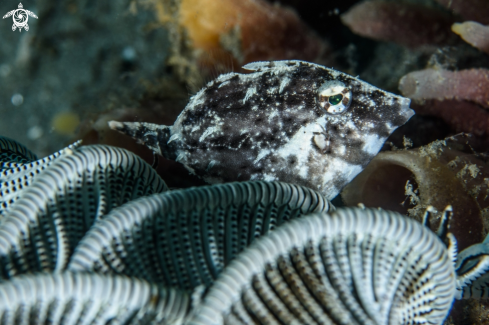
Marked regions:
[176,0,327,64]
[452,21,489,54]
[341,1,457,48]
[399,69,489,108]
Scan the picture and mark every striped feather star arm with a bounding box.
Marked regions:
[0,138,82,216]
[456,256,489,299]
[68,181,333,291]
[454,231,489,299]
[0,145,168,280]
[0,272,190,325]
[188,207,456,325]
[0,136,37,164]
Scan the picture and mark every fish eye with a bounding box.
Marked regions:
[317,81,352,114]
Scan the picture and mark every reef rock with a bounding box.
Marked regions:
[342,137,488,251]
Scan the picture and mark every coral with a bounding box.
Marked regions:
[341,137,488,251]
[434,0,489,25]
[340,1,458,48]
[452,21,489,54]
[399,68,489,109]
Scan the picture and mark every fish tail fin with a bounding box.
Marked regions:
[108,121,176,159]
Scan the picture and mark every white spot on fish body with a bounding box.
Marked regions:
[243,86,257,104]
[254,149,271,164]
[279,77,290,93]
[268,87,278,94]
[385,122,396,132]
[168,133,181,143]
[275,119,326,179]
[176,152,188,163]
[362,133,385,155]
[268,110,279,121]
[262,173,278,181]
[206,160,218,171]
[218,81,230,88]
[337,145,346,155]
[321,159,363,197]
[199,126,220,142]
[190,90,206,107]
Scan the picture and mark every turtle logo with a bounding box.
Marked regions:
[2,3,37,32]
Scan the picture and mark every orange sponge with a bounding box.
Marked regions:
[161,0,328,67]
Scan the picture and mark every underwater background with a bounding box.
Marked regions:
[1,0,489,323]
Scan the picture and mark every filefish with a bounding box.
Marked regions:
[109,60,414,199]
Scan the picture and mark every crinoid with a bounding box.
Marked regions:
[68,181,333,291]
[0,136,465,325]
[188,207,456,325]
[0,272,191,325]
[0,136,82,215]
[0,136,37,164]
[454,233,489,299]
[0,144,168,280]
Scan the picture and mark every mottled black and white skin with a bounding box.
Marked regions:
[109,60,414,199]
